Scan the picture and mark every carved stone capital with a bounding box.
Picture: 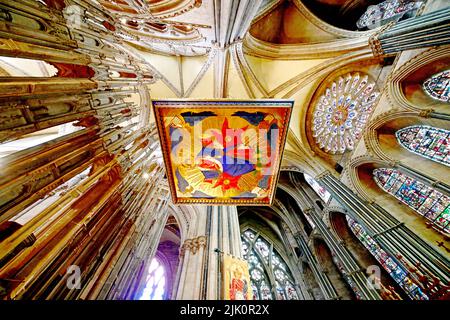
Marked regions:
[419,109,434,118]
[369,33,383,58]
[180,235,207,256]
[369,22,395,58]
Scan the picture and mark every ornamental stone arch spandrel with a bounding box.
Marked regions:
[303,61,384,171]
[98,0,202,19]
[386,46,450,115]
[361,110,450,187]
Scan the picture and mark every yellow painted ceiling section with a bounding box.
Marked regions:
[140,52,182,92]
[244,54,328,93]
[227,60,250,99]
[189,64,214,98]
[181,54,210,92]
[150,79,178,99]
[145,51,325,144]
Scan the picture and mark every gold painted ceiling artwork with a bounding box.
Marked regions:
[153,100,293,205]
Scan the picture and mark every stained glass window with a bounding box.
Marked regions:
[346,216,428,299]
[311,73,379,154]
[356,0,423,30]
[242,229,299,300]
[396,125,450,166]
[423,69,450,102]
[304,173,331,203]
[140,257,166,300]
[331,251,364,300]
[373,168,450,233]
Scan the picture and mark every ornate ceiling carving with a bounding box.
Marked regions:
[99,0,202,18]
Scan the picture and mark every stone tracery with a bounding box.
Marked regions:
[422,69,450,102]
[311,72,379,154]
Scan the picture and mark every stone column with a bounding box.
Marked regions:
[428,111,450,122]
[317,172,450,283]
[370,6,450,57]
[303,208,381,300]
[175,205,243,299]
[294,233,339,300]
[288,177,382,300]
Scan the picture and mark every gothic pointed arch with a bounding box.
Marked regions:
[139,214,182,300]
[311,237,356,299]
[345,159,449,258]
[386,47,450,114]
[363,112,450,187]
[241,228,300,300]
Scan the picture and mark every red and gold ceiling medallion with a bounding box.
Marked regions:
[153,100,293,205]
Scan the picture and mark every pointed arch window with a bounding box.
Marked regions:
[304,173,331,203]
[356,0,423,30]
[396,125,450,166]
[139,257,167,300]
[423,70,450,102]
[241,229,299,300]
[373,168,450,233]
[346,216,428,300]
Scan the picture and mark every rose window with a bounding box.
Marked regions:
[311,73,379,154]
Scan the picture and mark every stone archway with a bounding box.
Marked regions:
[329,210,407,299]
[312,237,356,300]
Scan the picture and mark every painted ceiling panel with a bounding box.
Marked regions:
[153,100,293,205]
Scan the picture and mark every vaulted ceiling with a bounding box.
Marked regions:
[98,0,384,159]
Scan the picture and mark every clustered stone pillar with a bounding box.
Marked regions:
[176,205,242,299]
[369,6,450,57]
[286,176,382,300]
[317,171,450,284]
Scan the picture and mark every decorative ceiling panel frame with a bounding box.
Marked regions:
[153,99,293,205]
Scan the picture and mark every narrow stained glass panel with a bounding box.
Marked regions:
[423,70,450,102]
[140,258,166,300]
[396,125,450,166]
[346,216,428,300]
[304,173,331,203]
[373,168,450,233]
